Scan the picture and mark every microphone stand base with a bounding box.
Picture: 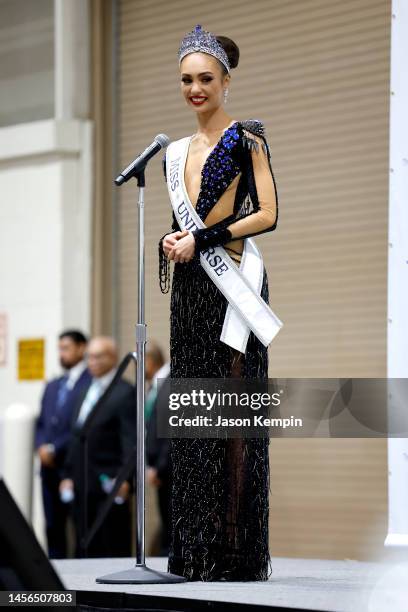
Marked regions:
[96,563,187,584]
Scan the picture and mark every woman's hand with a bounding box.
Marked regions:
[168,231,195,263]
[162,230,188,256]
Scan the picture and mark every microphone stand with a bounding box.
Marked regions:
[96,167,186,584]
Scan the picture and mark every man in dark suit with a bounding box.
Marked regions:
[60,336,136,558]
[35,329,91,559]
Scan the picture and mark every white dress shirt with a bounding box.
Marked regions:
[66,359,88,390]
[76,368,117,426]
[150,362,170,391]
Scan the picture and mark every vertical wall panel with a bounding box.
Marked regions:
[0,0,54,126]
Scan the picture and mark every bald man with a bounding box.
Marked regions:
[61,336,136,558]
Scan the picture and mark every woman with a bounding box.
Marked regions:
[159,24,280,581]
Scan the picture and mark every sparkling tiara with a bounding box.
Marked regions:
[178,24,230,74]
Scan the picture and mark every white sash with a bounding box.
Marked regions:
[166,136,283,352]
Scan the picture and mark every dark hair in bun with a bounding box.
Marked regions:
[215,35,240,73]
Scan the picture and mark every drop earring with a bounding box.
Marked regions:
[223,88,229,104]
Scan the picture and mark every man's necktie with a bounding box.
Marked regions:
[56,375,69,410]
[76,380,103,426]
[145,385,158,421]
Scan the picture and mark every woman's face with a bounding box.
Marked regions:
[180,52,229,113]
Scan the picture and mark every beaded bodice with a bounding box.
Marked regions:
[192,121,241,221]
[159,119,278,293]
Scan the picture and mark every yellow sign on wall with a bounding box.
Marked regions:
[18,339,45,381]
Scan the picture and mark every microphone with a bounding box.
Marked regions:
[115,133,170,186]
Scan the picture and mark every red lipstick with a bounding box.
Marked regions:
[190,96,207,106]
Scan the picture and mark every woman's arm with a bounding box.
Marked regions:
[228,131,278,239]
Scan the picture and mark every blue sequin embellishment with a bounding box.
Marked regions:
[196,123,241,220]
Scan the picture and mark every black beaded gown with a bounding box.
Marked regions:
[159,119,279,581]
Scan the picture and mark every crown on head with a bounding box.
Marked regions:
[178,24,230,74]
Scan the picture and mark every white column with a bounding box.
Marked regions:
[385,1,408,549]
[0,2,93,546]
[2,404,36,520]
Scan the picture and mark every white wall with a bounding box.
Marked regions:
[0,119,92,418]
[0,119,92,546]
[0,0,92,547]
